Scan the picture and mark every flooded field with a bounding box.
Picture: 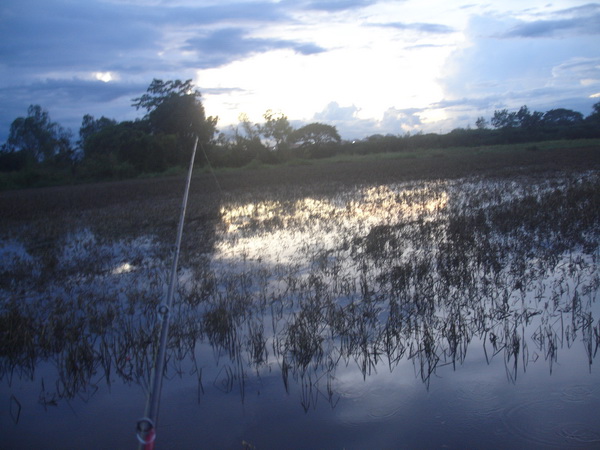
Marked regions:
[1,165,600,448]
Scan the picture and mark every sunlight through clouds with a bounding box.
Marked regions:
[94,72,113,83]
[198,12,458,136]
[0,0,598,141]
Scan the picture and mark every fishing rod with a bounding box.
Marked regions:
[136,136,199,450]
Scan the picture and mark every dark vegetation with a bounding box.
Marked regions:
[1,78,600,190]
[1,163,598,413]
[2,80,599,448]
[0,97,598,434]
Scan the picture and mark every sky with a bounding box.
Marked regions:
[1,0,599,143]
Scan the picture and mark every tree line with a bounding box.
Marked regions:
[1,78,599,189]
[347,103,600,156]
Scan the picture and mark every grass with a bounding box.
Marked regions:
[1,138,599,195]
[1,139,599,410]
[196,138,600,189]
[279,138,600,166]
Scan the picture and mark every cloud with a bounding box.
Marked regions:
[184,28,326,68]
[314,101,361,122]
[0,78,146,141]
[440,9,600,113]
[0,1,160,74]
[501,3,600,38]
[551,57,600,86]
[380,107,423,133]
[0,0,297,79]
[300,0,378,12]
[167,1,289,25]
[310,102,426,138]
[1,0,599,144]
[0,0,314,140]
[24,79,141,104]
[202,87,247,96]
[310,101,375,139]
[373,22,455,34]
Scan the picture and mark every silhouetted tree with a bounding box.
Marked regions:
[542,108,584,127]
[0,143,28,172]
[292,123,341,147]
[586,102,600,124]
[132,79,218,163]
[475,117,488,130]
[238,113,261,142]
[291,123,341,158]
[78,114,117,150]
[258,110,293,154]
[82,120,177,175]
[491,109,518,129]
[516,106,544,130]
[6,105,73,166]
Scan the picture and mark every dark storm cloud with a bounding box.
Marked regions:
[164,1,289,25]
[0,0,315,140]
[501,3,600,38]
[22,78,144,104]
[0,0,298,75]
[0,78,147,140]
[0,1,160,72]
[185,28,326,68]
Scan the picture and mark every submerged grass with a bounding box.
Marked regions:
[1,143,599,412]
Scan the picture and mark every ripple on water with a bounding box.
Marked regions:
[334,374,414,426]
[501,390,600,448]
[560,384,599,403]
[453,382,504,419]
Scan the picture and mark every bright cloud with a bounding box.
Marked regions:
[94,72,114,83]
[0,0,598,141]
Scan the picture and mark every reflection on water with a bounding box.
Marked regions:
[217,185,449,265]
[1,172,600,448]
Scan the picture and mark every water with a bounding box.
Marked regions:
[1,172,599,448]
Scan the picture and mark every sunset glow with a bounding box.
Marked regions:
[1,0,598,140]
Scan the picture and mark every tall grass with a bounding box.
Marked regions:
[1,169,599,411]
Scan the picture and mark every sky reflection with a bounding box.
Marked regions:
[216,183,449,266]
[1,173,599,448]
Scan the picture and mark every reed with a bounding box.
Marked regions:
[0,167,598,410]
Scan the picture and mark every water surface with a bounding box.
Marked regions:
[1,172,599,448]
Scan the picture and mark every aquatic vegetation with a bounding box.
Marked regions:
[1,169,599,446]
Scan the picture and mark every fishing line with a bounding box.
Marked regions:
[136,136,199,450]
[201,142,223,195]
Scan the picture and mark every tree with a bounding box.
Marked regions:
[6,105,73,165]
[132,79,196,112]
[258,110,293,153]
[78,114,117,149]
[132,79,218,162]
[490,109,518,129]
[475,117,488,130]
[82,120,177,175]
[542,108,584,127]
[515,105,543,130]
[238,113,261,141]
[0,143,28,172]
[291,123,341,147]
[586,101,600,123]
[515,105,531,128]
[290,123,341,157]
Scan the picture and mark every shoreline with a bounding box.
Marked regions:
[1,142,599,234]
